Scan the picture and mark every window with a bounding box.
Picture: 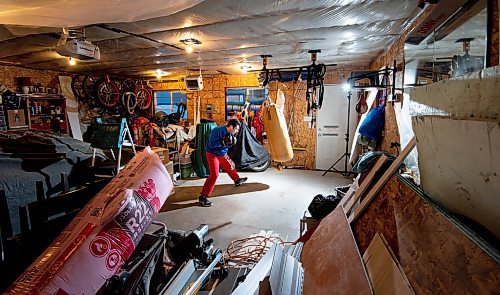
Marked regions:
[154,91,187,118]
[225,87,267,120]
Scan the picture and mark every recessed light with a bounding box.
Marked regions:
[180,38,202,45]
[156,61,161,64]
[240,64,252,73]
[68,57,76,66]
[186,46,194,53]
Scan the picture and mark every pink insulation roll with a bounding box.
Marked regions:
[7,147,173,295]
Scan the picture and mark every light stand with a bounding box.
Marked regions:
[322,90,352,177]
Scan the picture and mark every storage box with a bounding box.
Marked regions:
[151,147,169,164]
[165,161,174,175]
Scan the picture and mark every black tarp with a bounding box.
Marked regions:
[0,130,106,234]
[228,121,270,171]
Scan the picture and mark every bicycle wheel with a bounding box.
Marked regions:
[82,74,100,99]
[96,80,120,108]
[135,87,152,110]
[122,92,138,114]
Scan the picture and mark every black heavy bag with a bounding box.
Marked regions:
[308,193,342,220]
[228,120,270,171]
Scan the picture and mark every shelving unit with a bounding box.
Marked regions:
[0,105,7,131]
[21,94,69,135]
[165,134,182,179]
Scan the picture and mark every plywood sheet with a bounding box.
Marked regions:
[413,116,500,239]
[349,136,416,224]
[352,176,500,294]
[301,207,372,295]
[409,66,500,120]
[363,233,414,295]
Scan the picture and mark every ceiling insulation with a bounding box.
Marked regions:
[0,0,420,77]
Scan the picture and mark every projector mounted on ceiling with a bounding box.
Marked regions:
[55,28,100,61]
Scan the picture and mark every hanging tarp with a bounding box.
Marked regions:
[191,121,217,178]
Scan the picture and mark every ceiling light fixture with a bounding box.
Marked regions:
[156,69,163,79]
[240,64,252,73]
[68,57,76,66]
[180,38,201,53]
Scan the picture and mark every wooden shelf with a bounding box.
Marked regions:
[17,94,65,99]
[25,96,69,135]
[29,113,65,117]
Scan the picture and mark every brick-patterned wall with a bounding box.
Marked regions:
[0,65,64,91]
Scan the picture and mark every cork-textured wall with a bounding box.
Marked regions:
[152,66,366,169]
[267,80,316,169]
[352,175,500,294]
[0,65,64,92]
[265,65,368,169]
[151,74,259,125]
[368,6,433,153]
[487,0,499,67]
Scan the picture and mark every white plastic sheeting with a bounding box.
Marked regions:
[0,1,204,27]
[0,0,419,75]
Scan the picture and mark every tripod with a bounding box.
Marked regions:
[322,90,352,177]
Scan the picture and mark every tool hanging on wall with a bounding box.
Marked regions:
[305,50,326,128]
[355,91,368,114]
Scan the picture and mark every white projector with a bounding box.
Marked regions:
[56,39,100,61]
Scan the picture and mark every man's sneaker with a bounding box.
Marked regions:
[199,195,212,207]
[234,177,248,187]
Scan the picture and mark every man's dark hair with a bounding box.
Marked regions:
[226,118,240,128]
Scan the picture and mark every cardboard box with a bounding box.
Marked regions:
[7,109,28,129]
[151,147,169,164]
[165,161,174,175]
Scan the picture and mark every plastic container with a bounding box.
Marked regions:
[180,163,192,179]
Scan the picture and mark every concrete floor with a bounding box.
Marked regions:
[157,168,351,250]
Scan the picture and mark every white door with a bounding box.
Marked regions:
[316,85,357,170]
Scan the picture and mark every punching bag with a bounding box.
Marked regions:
[262,103,293,162]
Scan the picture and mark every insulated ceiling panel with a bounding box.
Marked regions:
[0,0,420,76]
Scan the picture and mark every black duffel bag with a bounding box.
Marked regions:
[308,193,342,220]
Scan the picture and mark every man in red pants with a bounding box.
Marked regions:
[199,119,247,207]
